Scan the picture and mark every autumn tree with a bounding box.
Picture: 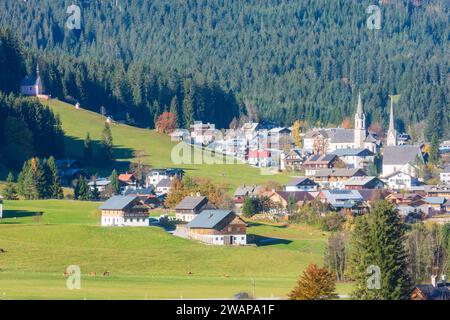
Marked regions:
[340,117,353,129]
[156,111,177,134]
[289,263,338,300]
[291,120,302,147]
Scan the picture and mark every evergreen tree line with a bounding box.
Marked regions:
[0,0,447,139]
[3,157,63,200]
[0,29,65,170]
[324,201,450,299]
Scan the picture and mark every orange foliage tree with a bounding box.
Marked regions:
[288,263,338,300]
[340,117,353,129]
[156,111,177,134]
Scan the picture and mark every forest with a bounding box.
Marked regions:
[0,0,447,139]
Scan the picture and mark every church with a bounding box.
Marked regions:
[323,93,381,154]
[21,64,44,97]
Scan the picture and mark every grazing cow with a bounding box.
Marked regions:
[0,248,6,253]
[88,272,96,277]
[102,271,110,277]
[186,271,193,276]
[224,274,229,278]
[63,271,71,277]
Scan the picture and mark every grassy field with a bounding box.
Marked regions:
[0,199,352,299]
[43,99,291,190]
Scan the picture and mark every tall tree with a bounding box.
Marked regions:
[101,122,113,161]
[109,169,120,195]
[46,156,63,199]
[288,263,337,300]
[2,172,17,200]
[74,176,91,200]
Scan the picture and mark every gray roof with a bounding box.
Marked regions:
[424,197,446,205]
[99,196,138,210]
[187,210,233,229]
[286,177,317,187]
[344,176,382,186]
[234,185,256,197]
[383,145,422,165]
[21,74,41,86]
[314,168,366,178]
[156,178,172,188]
[175,196,207,210]
[330,129,354,144]
[332,148,374,157]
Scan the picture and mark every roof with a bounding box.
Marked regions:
[175,196,208,210]
[383,145,422,165]
[304,154,337,164]
[156,178,172,188]
[88,178,111,187]
[357,189,390,202]
[314,168,366,178]
[344,176,383,186]
[423,197,446,205]
[187,210,233,229]
[286,177,317,187]
[332,148,374,157]
[99,196,138,210]
[330,129,354,144]
[383,170,415,179]
[322,189,363,201]
[21,74,41,86]
[124,187,154,196]
[273,191,315,203]
[234,185,256,197]
[118,173,135,182]
[304,129,329,139]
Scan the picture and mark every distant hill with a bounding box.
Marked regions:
[0,0,448,139]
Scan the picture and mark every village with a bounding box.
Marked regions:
[20,91,445,250]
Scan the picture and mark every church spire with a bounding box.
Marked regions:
[389,96,395,132]
[356,92,363,116]
[36,63,40,78]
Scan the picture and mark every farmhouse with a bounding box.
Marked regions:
[175,196,209,222]
[313,168,367,189]
[411,275,450,300]
[118,173,138,191]
[384,171,420,190]
[234,185,257,209]
[155,178,172,194]
[124,187,160,208]
[99,195,149,227]
[285,177,318,192]
[283,149,307,171]
[344,176,384,190]
[187,210,247,245]
[269,191,315,208]
[303,154,340,176]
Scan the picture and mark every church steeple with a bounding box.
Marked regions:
[387,95,398,146]
[354,92,366,148]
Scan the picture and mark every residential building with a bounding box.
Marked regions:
[411,275,450,300]
[285,177,318,192]
[99,196,149,227]
[0,195,3,219]
[332,148,375,170]
[175,196,209,222]
[386,193,424,206]
[190,121,217,145]
[382,145,423,178]
[155,178,172,194]
[269,191,315,209]
[303,129,329,154]
[118,173,138,191]
[303,154,340,176]
[440,166,450,185]
[233,185,257,209]
[186,210,247,245]
[313,168,367,189]
[423,197,448,214]
[123,187,160,208]
[170,129,190,142]
[384,171,420,190]
[88,178,111,193]
[145,168,184,188]
[283,149,308,171]
[319,189,366,215]
[344,176,384,190]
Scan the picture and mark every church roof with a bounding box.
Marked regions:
[21,74,41,86]
[330,129,354,144]
[383,145,423,165]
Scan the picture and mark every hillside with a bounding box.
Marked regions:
[0,199,357,299]
[0,0,448,138]
[44,99,291,189]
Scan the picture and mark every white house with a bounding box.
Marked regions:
[145,168,184,188]
[440,166,450,185]
[382,145,423,178]
[99,196,149,227]
[88,178,111,193]
[332,148,375,169]
[155,178,172,194]
[285,177,318,192]
[384,171,420,190]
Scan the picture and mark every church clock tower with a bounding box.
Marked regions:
[354,93,366,149]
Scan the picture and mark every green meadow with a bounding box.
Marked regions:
[43,99,291,190]
[0,199,352,299]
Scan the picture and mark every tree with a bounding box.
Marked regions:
[242,196,256,217]
[83,132,93,163]
[169,96,180,128]
[429,133,440,166]
[109,169,120,195]
[288,263,338,300]
[2,172,18,200]
[17,158,47,200]
[291,120,302,147]
[101,122,113,161]
[287,194,297,214]
[324,232,347,282]
[340,117,353,129]
[90,181,100,201]
[74,176,91,200]
[155,111,177,134]
[46,156,63,199]
[350,201,411,300]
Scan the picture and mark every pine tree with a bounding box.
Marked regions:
[169,96,180,128]
[46,156,63,199]
[242,197,256,217]
[429,134,440,166]
[2,172,18,200]
[101,122,113,161]
[74,176,91,200]
[17,158,47,200]
[109,169,120,195]
[91,181,100,201]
